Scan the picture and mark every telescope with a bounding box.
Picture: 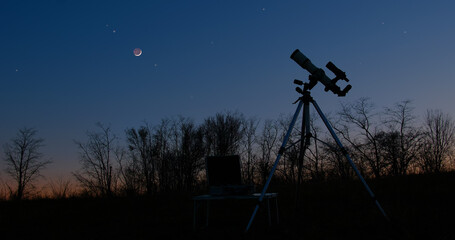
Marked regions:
[290,49,351,96]
[246,50,388,233]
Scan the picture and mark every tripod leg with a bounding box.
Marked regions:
[311,100,390,221]
[245,100,304,232]
[296,100,311,210]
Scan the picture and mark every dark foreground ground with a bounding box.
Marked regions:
[1,172,455,240]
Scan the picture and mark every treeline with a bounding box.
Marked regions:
[2,98,455,199]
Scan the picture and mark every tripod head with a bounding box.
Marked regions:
[291,49,352,97]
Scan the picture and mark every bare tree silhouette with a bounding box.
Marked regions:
[2,127,51,200]
[73,123,122,197]
[257,119,280,184]
[382,100,421,175]
[172,117,206,191]
[152,118,173,192]
[202,112,245,156]
[124,124,156,195]
[241,117,259,185]
[336,98,386,178]
[419,109,455,173]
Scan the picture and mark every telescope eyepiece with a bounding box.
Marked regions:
[294,79,304,85]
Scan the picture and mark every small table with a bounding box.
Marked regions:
[193,193,279,230]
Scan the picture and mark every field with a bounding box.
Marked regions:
[1,172,455,240]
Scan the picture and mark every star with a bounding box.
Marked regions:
[113,29,117,33]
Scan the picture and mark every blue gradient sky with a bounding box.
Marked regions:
[1,0,455,177]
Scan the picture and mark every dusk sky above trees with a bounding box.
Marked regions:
[1,0,455,178]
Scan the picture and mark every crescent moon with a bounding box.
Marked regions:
[133,48,142,57]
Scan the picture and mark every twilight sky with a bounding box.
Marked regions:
[1,0,455,178]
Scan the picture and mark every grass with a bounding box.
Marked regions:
[1,172,455,239]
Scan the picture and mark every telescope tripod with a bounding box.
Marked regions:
[245,89,389,232]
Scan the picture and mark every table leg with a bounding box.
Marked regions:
[275,197,280,224]
[205,200,210,227]
[193,200,197,230]
[267,198,271,226]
